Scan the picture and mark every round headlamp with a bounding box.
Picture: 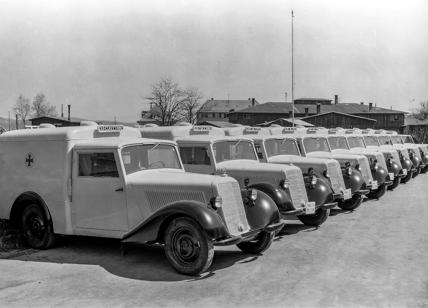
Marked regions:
[347,167,352,176]
[249,189,258,201]
[311,175,317,186]
[280,179,290,190]
[210,196,223,209]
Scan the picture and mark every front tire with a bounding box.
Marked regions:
[338,194,363,211]
[367,184,387,199]
[401,172,412,183]
[22,204,56,249]
[387,177,400,190]
[297,208,330,227]
[164,217,214,276]
[412,168,420,178]
[236,231,274,254]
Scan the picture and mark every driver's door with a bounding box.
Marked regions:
[72,149,128,233]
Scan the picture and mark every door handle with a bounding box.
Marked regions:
[115,187,124,192]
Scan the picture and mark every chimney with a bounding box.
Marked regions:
[369,102,373,111]
[284,92,288,102]
[61,104,64,118]
[211,98,214,100]
[67,104,71,121]
[360,102,364,105]
[316,103,321,114]
[251,98,255,107]
[334,95,338,105]
[305,107,309,117]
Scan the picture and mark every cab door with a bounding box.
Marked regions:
[72,149,128,232]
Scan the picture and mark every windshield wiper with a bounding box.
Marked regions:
[149,142,161,151]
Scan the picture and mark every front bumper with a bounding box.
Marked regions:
[213,219,286,246]
[318,202,338,210]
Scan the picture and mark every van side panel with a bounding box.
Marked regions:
[0,139,70,234]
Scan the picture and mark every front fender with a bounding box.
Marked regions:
[306,177,334,207]
[247,183,292,211]
[344,169,365,194]
[241,189,281,230]
[122,201,229,244]
[388,161,401,176]
[372,166,388,185]
[402,158,413,171]
[411,155,421,168]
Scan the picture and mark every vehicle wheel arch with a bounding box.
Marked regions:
[9,192,52,229]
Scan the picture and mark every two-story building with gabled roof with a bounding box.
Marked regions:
[196,98,259,124]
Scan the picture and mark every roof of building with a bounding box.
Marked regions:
[199,120,237,128]
[29,116,86,123]
[295,98,332,102]
[198,99,259,113]
[255,118,315,127]
[230,102,405,115]
[301,111,377,122]
[404,115,428,126]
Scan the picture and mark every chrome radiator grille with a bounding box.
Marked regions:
[326,160,346,194]
[374,152,387,171]
[390,151,402,168]
[217,182,250,236]
[146,190,206,212]
[284,168,308,209]
[358,156,373,183]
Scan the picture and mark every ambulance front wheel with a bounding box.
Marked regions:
[337,194,363,211]
[164,216,214,276]
[236,230,274,254]
[22,204,56,249]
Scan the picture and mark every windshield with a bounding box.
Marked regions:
[121,144,182,174]
[347,136,366,148]
[390,136,403,144]
[378,136,392,145]
[402,135,414,143]
[213,140,257,163]
[264,138,300,157]
[327,136,349,150]
[303,137,331,153]
[363,136,379,146]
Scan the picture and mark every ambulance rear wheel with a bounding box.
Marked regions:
[297,208,330,227]
[22,204,55,249]
[338,194,363,211]
[236,231,274,254]
[164,217,214,276]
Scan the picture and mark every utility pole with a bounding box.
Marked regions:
[291,9,295,127]
[8,111,10,131]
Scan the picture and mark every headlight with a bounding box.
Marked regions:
[347,167,352,176]
[248,189,258,201]
[311,175,317,186]
[323,170,329,178]
[210,196,223,209]
[355,163,360,170]
[280,179,290,190]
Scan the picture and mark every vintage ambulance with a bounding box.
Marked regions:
[139,124,315,224]
[339,129,403,190]
[400,134,428,172]
[322,128,393,197]
[288,127,369,210]
[221,125,338,226]
[0,123,284,275]
[361,130,414,183]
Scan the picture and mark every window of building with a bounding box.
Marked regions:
[393,114,400,121]
[244,114,251,119]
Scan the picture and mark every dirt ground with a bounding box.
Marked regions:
[0,174,427,307]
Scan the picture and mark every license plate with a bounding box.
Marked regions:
[305,201,316,214]
[388,172,394,180]
[343,188,352,200]
[402,169,408,176]
[371,180,378,190]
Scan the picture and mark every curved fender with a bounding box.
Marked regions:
[388,161,401,176]
[402,158,413,171]
[411,156,421,168]
[306,177,334,207]
[372,166,388,185]
[344,169,365,194]
[241,189,281,230]
[422,154,428,164]
[247,183,292,211]
[122,201,229,244]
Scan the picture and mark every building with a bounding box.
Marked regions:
[301,111,377,129]
[196,98,259,124]
[255,118,314,127]
[137,110,161,126]
[29,116,83,127]
[228,96,405,130]
[402,114,428,143]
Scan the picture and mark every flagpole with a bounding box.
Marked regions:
[291,10,295,127]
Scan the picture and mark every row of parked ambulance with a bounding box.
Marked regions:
[0,122,426,275]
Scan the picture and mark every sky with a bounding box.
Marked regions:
[0,0,427,122]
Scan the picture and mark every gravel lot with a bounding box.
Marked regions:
[0,174,427,307]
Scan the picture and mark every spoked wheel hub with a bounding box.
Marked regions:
[172,228,201,265]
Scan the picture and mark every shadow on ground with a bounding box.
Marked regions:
[1,236,259,282]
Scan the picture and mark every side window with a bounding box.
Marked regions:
[179,147,211,165]
[79,152,119,177]
[254,143,264,159]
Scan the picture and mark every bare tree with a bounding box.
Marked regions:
[412,101,428,119]
[146,78,187,126]
[13,94,31,126]
[182,88,203,124]
[32,92,57,117]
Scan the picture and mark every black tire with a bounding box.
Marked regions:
[338,194,363,211]
[412,168,421,178]
[421,166,428,174]
[164,217,214,276]
[387,177,400,190]
[236,231,274,254]
[401,172,412,183]
[367,184,387,199]
[297,208,330,227]
[22,204,55,249]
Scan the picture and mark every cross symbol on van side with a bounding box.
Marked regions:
[25,154,34,167]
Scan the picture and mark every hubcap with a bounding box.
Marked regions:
[26,215,45,240]
[172,228,200,264]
